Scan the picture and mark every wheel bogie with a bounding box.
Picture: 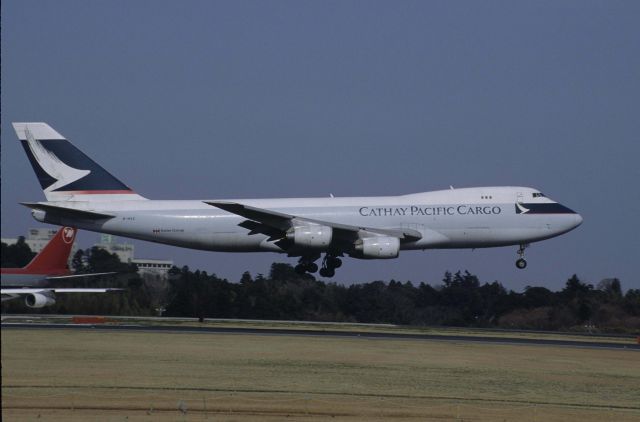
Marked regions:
[298,254,341,277]
[327,257,342,269]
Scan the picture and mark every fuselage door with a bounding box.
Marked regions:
[516,192,524,204]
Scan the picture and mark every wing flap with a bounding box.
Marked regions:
[205,201,291,230]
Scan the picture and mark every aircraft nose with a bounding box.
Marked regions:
[553,204,583,234]
[573,213,583,228]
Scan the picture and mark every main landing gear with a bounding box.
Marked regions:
[319,255,342,278]
[515,244,528,269]
[295,257,318,275]
[294,254,342,278]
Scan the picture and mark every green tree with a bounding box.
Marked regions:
[562,274,592,298]
[623,289,640,316]
[1,237,36,267]
[72,249,87,273]
[597,278,623,300]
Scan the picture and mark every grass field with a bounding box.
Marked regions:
[2,327,639,421]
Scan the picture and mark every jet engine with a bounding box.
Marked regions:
[25,293,56,308]
[354,236,400,259]
[286,224,333,249]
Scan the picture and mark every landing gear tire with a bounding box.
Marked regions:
[516,258,527,269]
[319,267,335,278]
[327,257,342,269]
[296,258,319,275]
[319,254,341,277]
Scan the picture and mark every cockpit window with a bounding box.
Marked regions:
[532,192,545,198]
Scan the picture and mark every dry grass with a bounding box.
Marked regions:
[2,328,639,421]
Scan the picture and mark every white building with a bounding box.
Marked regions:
[94,234,134,263]
[132,259,174,278]
[93,235,173,279]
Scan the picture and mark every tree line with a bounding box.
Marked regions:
[2,239,639,333]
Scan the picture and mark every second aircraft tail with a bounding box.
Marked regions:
[23,227,76,274]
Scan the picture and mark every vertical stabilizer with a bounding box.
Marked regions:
[23,227,77,274]
[13,122,146,201]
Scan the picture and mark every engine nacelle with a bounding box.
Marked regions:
[354,236,400,259]
[25,293,56,308]
[286,224,333,249]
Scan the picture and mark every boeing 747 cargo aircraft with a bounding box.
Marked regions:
[12,123,582,277]
[1,226,119,307]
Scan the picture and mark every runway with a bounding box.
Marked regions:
[3,322,638,350]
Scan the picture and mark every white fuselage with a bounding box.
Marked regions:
[33,186,582,255]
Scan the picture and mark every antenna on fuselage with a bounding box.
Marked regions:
[449,185,454,190]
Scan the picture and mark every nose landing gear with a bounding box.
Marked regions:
[515,244,528,269]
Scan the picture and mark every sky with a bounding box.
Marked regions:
[2,0,639,291]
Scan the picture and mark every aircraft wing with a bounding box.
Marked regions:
[203,201,423,244]
[2,288,123,306]
[46,272,117,280]
[2,288,123,295]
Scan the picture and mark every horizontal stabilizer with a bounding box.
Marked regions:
[20,202,115,220]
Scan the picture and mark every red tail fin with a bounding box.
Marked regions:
[24,227,77,273]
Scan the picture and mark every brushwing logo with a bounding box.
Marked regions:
[62,227,76,244]
[515,203,530,214]
[24,127,90,193]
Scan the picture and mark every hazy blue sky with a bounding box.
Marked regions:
[2,0,638,291]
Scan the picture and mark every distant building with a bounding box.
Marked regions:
[94,234,134,263]
[93,235,174,279]
[132,259,174,278]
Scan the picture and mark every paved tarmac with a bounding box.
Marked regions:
[2,322,638,350]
